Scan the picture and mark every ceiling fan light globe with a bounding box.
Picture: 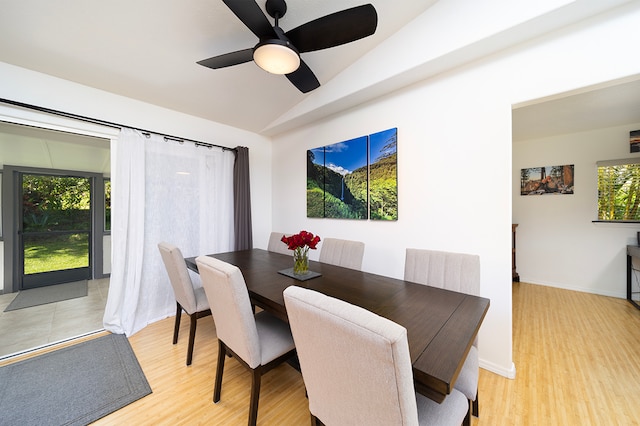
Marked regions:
[253,40,300,75]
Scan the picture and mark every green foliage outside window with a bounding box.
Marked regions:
[597,163,640,221]
[22,175,91,231]
[104,179,111,231]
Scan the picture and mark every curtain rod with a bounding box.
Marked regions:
[0,97,236,152]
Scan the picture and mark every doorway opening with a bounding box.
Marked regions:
[0,116,114,358]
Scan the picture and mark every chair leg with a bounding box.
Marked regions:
[463,401,471,426]
[186,312,197,366]
[173,302,182,344]
[472,392,479,417]
[310,414,326,426]
[213,340,226,403]
[248,367,262,426]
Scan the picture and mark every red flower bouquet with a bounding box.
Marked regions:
[281,231,321,275]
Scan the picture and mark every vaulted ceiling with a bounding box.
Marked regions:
[0,0,638,148]
[0,0,437,134]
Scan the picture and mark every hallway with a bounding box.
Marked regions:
[0,278,109,358]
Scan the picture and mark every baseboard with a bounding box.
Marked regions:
[517,278,625,299]
[479,359,516,379]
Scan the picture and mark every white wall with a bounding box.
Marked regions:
[270,2,640,378]
[0,62,274,292]
[272,66,516,379]
[514,123,640,297]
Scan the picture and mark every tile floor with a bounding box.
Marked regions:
[0,278,109,358]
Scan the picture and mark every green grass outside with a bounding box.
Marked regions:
[23,233,89,275]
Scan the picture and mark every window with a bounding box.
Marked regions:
[597,159,640,221]
[104,179,111,231]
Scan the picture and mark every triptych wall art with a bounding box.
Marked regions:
[307,127,398,220]
[520,164,574,195]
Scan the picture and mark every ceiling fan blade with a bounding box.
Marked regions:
[285,4,377,53]
[223,0,278,39]
[197,48,254,69]
[286,60,320,93]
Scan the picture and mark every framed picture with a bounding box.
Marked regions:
[521,165,574,195]
[630,130,640,153]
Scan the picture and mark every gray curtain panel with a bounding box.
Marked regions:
[234,146,253,250]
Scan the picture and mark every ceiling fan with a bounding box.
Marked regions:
[197,0,378,93]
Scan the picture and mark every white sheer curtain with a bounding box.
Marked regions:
[104,128,235,336]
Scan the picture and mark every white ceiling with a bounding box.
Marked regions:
[513,77,640,142]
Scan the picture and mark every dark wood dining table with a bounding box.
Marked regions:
[185,248,490,404]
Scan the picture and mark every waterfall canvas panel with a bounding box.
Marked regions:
[369,128,398,220]
[307,127,398,220]
[307,147,326,218]
[307,136,368,219]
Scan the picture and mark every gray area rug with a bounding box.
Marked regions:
[4,280,88,312]
[0,333,152,426]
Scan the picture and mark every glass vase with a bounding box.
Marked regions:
[293,248,309,275]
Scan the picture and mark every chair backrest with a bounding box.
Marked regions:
[158,241,198,314]
[267,232,293,256]
[319,237,365,270]
[404,248,480,296]
[283,286,419,426]
[195,255,262,368]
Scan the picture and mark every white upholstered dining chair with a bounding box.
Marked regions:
[283,285,469,426]
[195,255,296,426]
[158,242,211,366]
[267,231,293,255]
[318,237,365,270]
[404,248,481,420]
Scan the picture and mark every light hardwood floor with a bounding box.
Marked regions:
[480,282,640,425]
[5,282,640,425]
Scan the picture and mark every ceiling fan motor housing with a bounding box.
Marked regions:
[265,0,287,19]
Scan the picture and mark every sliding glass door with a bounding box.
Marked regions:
[19,173,92,289]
